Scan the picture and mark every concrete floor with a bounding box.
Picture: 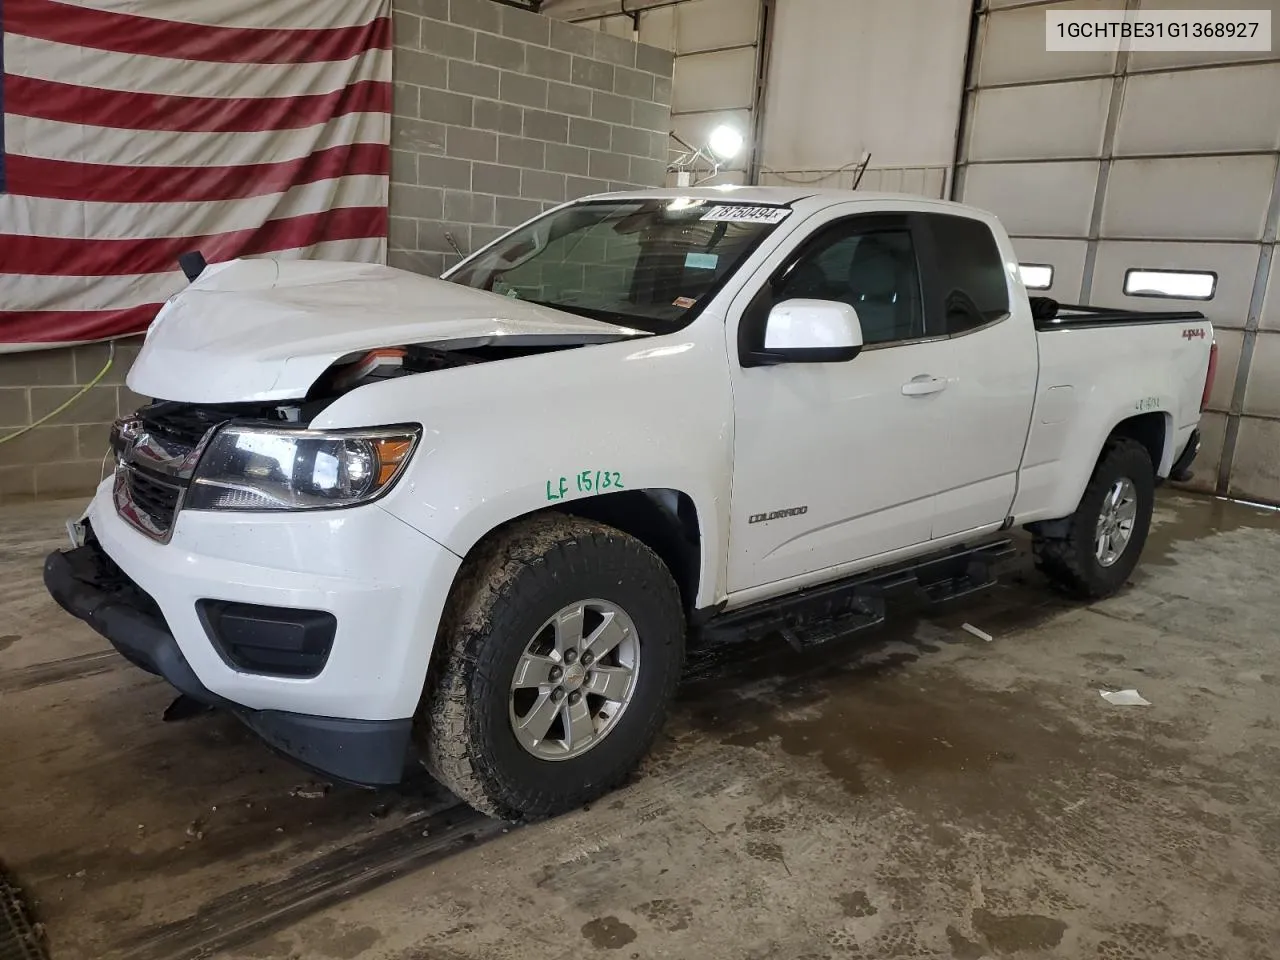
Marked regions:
[2,492,1279,960]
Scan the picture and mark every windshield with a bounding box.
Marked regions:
[445,199,787,332]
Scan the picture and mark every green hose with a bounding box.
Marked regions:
[0,341,116,445]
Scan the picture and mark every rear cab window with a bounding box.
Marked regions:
[920,214,1011,336]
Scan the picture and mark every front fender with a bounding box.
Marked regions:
[312,332,734,608]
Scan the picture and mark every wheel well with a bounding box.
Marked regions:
[556,489,701,613]
[1108,412,1167,473]
[1027,412,1169,539]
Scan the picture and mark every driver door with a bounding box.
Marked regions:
[726,209,956,594]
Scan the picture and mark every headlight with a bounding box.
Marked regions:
[186,425,420,511]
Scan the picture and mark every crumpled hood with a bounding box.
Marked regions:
[128,257,644,403]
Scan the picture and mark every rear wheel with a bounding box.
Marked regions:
[1032,438,1155,599]
[419,514,685,820]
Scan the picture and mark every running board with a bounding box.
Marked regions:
[699,539,1015,653]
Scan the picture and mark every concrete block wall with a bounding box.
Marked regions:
[0,340,146,503]
[389,0,675,277]
[0,1,674,503]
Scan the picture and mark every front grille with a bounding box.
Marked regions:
[127,468,181,529]
[116,401,303,541]
[139,402,243,449]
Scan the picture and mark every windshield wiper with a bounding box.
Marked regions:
[524,299,654,332]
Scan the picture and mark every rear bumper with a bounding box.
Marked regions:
[44,539,412,785]
[1169,427,1200,483]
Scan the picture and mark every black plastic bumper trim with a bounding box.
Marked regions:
[197,599,337,679]
[242,713,413,787]
[43,543,411,786]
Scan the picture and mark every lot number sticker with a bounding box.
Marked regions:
[700,205,790,224]
[546,471,625,501]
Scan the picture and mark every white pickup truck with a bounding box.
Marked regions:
[45,187,1217,819]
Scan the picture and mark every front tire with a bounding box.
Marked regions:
[419,514,685,820]
[1032,438,1155,599]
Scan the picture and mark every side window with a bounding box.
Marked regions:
[774,224,925,345]
[924,214,1010,335]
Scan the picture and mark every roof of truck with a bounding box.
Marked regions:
[578,184,990,216]
[588,185,819,204]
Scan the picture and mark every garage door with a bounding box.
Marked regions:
[954,0,1280,503]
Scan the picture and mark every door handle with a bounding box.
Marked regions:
[902,376,948,397]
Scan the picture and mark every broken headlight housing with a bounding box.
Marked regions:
[187,425,420,511]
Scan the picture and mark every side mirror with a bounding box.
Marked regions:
[747,299,864,366]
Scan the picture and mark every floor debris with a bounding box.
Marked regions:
[6,493,1280,959]
[1100,689,1151,706]
[961,623,994,642]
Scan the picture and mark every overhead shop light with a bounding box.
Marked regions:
[668,124,745,186]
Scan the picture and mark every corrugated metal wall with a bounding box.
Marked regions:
[545,0,973,195]
[955,0,1280,503]
[758,0,970,196]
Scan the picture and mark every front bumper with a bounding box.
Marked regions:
[44,538,412,785]
[42,477,464,785]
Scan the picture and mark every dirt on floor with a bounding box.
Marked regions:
[1,492,1279,960]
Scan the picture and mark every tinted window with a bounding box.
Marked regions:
[774,225,925,345]
[925,214,1010,335]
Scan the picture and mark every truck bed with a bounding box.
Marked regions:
[1013,298,1214,525]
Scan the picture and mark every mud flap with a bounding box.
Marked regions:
[1169,428,1200,483]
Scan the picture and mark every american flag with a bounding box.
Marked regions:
[0,0,391,353]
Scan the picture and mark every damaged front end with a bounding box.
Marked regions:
[111,333,621,541]
[129,256,645,405]
[109,400,305,542]
[109,255,647,539]
[313,335,620,397]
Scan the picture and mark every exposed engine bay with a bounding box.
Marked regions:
[131,339,609,437]
[315,337,607,403]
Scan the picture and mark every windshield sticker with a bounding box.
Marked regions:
[700,205,791,224]
[673,296,697,309]
[685,252,719,270]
